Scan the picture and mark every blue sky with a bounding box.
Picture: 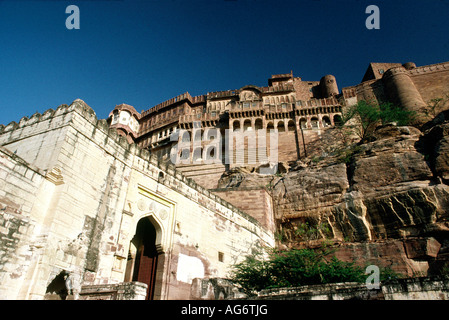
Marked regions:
[0,0,448,125]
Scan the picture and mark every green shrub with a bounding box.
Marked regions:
[342,100,415,142]
[228,248,366,296]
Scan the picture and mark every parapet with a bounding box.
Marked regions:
[0,99,266,232]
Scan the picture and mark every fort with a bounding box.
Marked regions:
[0,60,448,300]
[108,60,449,188]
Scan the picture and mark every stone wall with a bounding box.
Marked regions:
[211,187,275,233]
[353,61,449,125]
[190,277,245,300]
[0,146,49,299]
[410,62,449,108]
[78,282,148,300]
[276,130,298,163]
[256,276,449,300]
[0,99,275,300]
[0,105,72,171]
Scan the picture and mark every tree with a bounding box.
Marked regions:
[378,102,416,126]
[228,248,273,296]
[341,100,415,143]
[424,94,449,118]
[228,248,366,296]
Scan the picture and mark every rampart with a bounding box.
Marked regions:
[0,100,275,299]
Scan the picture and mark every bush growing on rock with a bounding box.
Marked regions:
[341,100,415,142]
[229,247,367,296]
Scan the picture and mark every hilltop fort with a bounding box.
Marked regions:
[0,60,448,300]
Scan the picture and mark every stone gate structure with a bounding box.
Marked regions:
[0,101,274,299]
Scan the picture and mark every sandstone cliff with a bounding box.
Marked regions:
[217,113,449,277]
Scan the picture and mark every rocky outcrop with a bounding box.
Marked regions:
[217,118,449,276]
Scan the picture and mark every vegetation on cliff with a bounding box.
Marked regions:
[340,100,415,142]
[222,101,449,285]
[229,246,399,296]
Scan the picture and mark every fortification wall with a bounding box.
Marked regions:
[0,146,49,299]
[410,62,449,109]
[0,101,134,299]
[0,106,73,171]
[276,129,298,163]
[211,187,275,233]
[351,62,449,125]
[0,100,275,299]
[257,276,449,300]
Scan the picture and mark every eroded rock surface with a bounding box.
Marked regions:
[218,120,449,276]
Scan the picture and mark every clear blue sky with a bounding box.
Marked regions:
[0,0,448,125]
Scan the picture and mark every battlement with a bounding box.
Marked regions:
[262,83,294,93]
[271,72,293,79]
[141,92,206,118]
[268,71,293,86]
[408,61,449,76]
[207,90,239,99]
[0,100,265,231]
[0,99,276,300]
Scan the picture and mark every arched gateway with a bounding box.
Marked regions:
[125,217,162,300]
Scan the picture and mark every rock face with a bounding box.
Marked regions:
[218,120,449,276]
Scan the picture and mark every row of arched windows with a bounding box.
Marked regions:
[231,114,342,132]
[264,95,296,105]
[145,113,343,151]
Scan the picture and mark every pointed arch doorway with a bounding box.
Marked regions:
[125,217,160,300]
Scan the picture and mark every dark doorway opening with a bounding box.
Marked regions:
[45,270,72,300]
[128,218,158,300]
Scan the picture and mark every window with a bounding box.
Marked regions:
[333,115,343,126]
[243,120,252,131]
[277,121,285,132]
[112,113,119,124]
[379,69,384,74]
[218,252,224,262]
[233,120,241,131]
